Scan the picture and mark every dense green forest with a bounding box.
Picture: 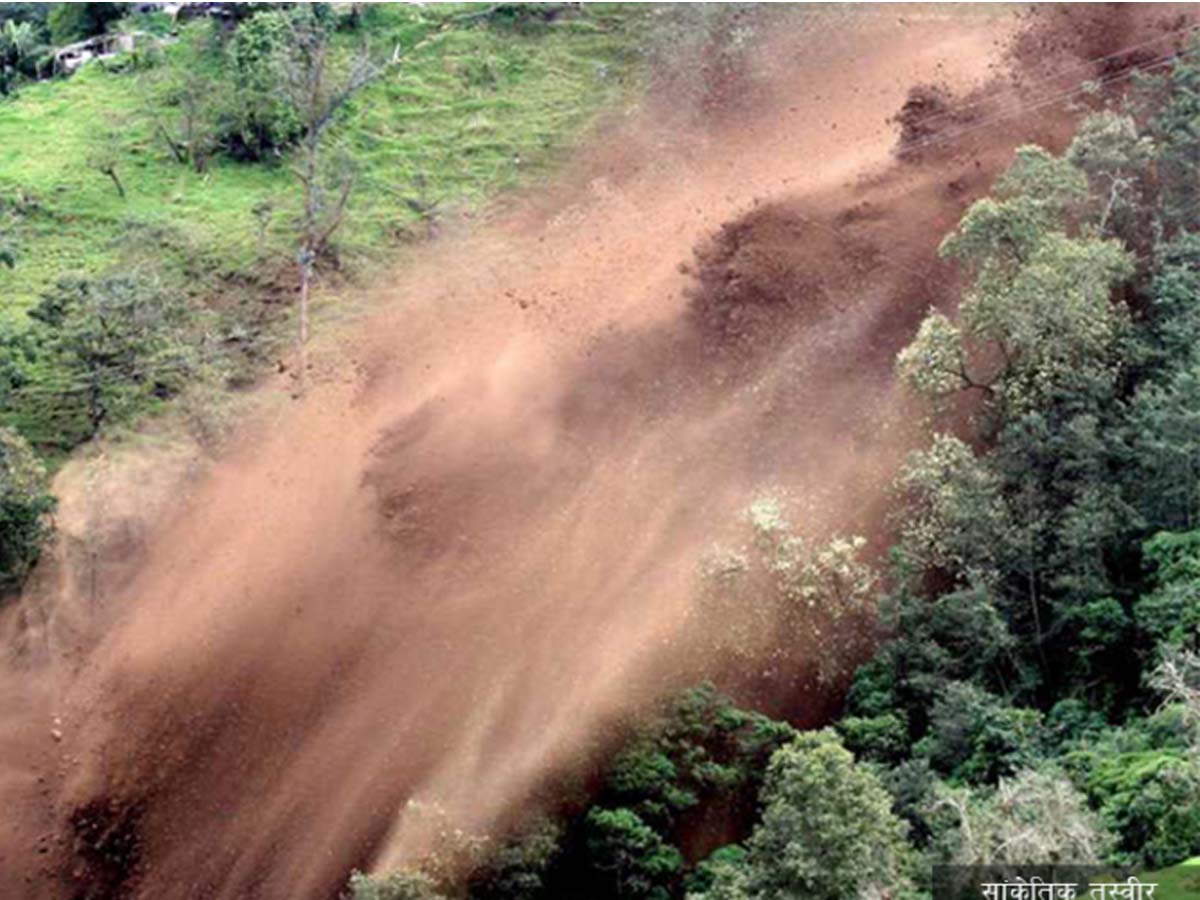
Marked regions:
[2,5,1199,900]
[348,35,1200,900]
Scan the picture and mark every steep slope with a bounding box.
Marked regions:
[2,5,1196,899]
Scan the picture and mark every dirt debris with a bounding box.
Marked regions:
[2,5,1199,900]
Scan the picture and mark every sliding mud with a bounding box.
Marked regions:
[2,5,1196,899]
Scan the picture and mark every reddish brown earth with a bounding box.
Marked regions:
[1,5,1197,899]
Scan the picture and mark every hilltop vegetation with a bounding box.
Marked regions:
[0,2,641,461]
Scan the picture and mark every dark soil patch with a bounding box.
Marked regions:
[892,83,979,161]
[68,798,145,900]
[684,201,880,352]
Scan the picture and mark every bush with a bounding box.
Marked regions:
[47,3,128,45]
[0,426,53,594]
[1084,750,1200,869]
[698,730,912,900]
[915,682,1044,784]
[345,869,444,900]
[220,11,302,161]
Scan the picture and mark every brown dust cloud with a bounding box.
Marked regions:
[1,5,1196,898]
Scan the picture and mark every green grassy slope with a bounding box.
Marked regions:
[0,5,641,314]
[1146,857,1200,900]
[0,4,645,455]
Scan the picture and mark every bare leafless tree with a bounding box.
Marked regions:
[1151,647,1200,743]
[275,9,448,394]
[277,9,383,395]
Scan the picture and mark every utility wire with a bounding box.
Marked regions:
[904,22,1200,137]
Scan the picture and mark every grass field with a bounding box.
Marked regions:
[1146,857,1200,900]
[0,4,646,452]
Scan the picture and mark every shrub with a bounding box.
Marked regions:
[582,807,683,900]
[220,11,302,161]
[1085,750,1200,869]
[0,426,53,594]
[345,869,445,900]
[698,730,912,900]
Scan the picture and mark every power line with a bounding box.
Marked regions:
[895,47,1192,161]
[904,22,1200,137]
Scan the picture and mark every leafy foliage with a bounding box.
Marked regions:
[603,684,796,829]
[1,274,200,450]
[583,807,684,900]
[346,869,446,900]
[699,496,877,686]
[0,424,52,593]
[915,681,1045,784]
[0,17,45,96]
[46,3,128,46]
[694,730,912,900]
[1080,748,1200,869]
[222,10,303,162]
[928,769,1111,866]
[828,70,1200,896]
[465,818,562,900]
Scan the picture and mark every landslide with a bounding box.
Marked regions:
[2,5,1197,899]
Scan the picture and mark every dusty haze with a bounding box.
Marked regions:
[2,5,1195,898]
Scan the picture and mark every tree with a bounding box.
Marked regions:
[276,6,384,394]
[1083,748,1200,869]
[1148,34,1200,231]
[87,139,126,200]
[0,426,53,594]
[47,3,127,46]
[894,433,1009,585]
[898,145,1133,420]
[915,682,1044,783]
[466,818,562,900]
[895,142,1143,706]
[686,845,750,900]
[136,24,223,174]
[1129,366,1200,532]
[1150,648,1200,743]
[899,232,1133,418]
[698,496,877,686]
[700,730,911,900]
[224,11,303,161]
[1064,112,1156,241]
[582,807,683,900]
[1134,531,1200,652]
[843,581,1023,741]
[0,18,43,95]
[601,683,795,831]
[25,274,196,441]
[345,869,446,900]
[929,768,1112,866]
